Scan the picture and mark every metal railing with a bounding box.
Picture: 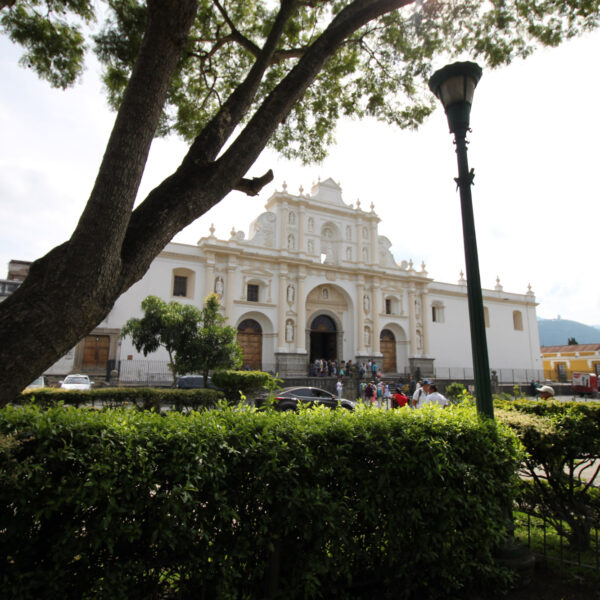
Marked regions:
[514,510,599,574]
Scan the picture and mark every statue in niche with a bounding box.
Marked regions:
[308,217,314,232]
[307,240,314,254]
[289,211,296,225]
[362,226,368,239]
[322,288,328,300]
[416,329,423,351]
[415,297,421,319]
[287,234,295,249]
[285,320,294,342]
[346,225,352,241]
[364,327,370,346]
[214,276,224,295]
[287,284,295,304]
[362,247,368,262]
[363,294,370,313]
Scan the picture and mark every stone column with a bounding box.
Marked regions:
[296,266,306,353]
[420,289,430,356]
[225,257,236,322]
[280,201,288,250]
[370,219,378,266]
[298,205,305,254]
[356,277,365,353]
[371,277,380,350]
[408,287,417,356]
[356,221,364,265]
[277,268,288,352]
[204,252,215,301]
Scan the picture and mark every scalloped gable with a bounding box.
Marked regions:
[310,177,344,205]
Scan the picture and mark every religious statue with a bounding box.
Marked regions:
[363,294,370,313]
[287,284,295,304]
[285,320,294,342]
[214,276,224,295]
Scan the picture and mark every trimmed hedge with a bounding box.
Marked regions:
[17,386,224,411]
[496,399,600,551]
[0,404,520,599]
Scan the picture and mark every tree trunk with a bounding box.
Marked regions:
[0,0,410,406]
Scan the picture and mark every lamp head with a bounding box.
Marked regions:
[428,61,482,134]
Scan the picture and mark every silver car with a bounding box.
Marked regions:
[60,374,93,391]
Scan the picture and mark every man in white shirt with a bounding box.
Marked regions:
[412,380,426,408]
[422,380,449,408]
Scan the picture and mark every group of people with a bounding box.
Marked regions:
[311,358,354,378]
[356,378,449,409]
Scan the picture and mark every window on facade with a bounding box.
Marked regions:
[484,306,490,328]
[173,275,187,297]
[513,310,523,330]
[432,302,445,323]
[247,284,259,302]
[385,298,392,315]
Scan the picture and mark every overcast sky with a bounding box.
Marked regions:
[1,27,599,326]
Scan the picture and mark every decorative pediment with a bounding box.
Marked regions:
[309,177,345,205]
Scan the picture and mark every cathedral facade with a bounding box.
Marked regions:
[64,178,542,380]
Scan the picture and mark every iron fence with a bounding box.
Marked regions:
[514,510,599,574]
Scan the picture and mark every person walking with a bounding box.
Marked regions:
[412,380,426,408]
[421,381,449,408]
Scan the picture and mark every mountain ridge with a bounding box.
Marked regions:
[538,318,600,347]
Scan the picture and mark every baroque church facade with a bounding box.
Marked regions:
[58,178,542,380]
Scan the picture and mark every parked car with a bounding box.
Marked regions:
[175,375,218,390]
[60,374,93,391]
[256,386,356,411]
[24,375,47,390]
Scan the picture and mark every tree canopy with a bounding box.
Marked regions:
[1,0,599,404]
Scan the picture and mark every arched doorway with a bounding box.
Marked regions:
[380,329,397,373]
[310,315,337,362]
[237,319,262,370]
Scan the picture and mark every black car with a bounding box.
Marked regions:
[256,386,355,411]
[175,375,218,390]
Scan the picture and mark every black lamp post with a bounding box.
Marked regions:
[428,61,494,419]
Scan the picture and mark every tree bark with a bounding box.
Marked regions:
[0,0,411,405]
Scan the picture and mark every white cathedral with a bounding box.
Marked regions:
[54,177,542,381]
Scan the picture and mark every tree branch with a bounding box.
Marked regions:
[233,169,274,196]
[213,0,261,57]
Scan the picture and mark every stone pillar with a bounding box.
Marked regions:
[298,205,305,254]
[421,289,430,356]
[277,268,288,352]
[371,277,380,351]
[356,278,365,353]
[408,287,417,356]
[356,220,364,265]
[204,252,215,301]
[370,219,377,266]
[296,266,306,353]
[280,201,288,250]
[225,257,236,322]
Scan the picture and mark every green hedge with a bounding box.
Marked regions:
[17,386,223,411]
[496,399,600,551]
[0,404,520,599]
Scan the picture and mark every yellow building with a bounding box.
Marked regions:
[540,344,600,382]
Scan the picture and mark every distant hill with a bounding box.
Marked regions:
[538,318,600,347]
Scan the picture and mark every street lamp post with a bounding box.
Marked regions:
[428,62,494,419]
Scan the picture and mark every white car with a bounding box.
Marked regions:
[60,374,93,391]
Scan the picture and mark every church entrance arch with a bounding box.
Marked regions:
[310,315,337,363]
[380,329,397,373]
[237,319,262,370]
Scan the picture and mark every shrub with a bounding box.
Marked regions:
[211,370,280,404]
[17,387,223,411]
[445,381,466,404]
[0,404,520,599]
[496,399,600,551]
